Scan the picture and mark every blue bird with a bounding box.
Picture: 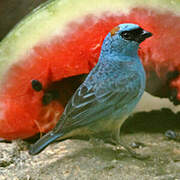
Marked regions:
[29,23,152,158]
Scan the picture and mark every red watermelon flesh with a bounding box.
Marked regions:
[0,7,180,140]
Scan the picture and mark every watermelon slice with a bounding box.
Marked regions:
[0,0,180,140]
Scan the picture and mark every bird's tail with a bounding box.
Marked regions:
[29,131,63,155]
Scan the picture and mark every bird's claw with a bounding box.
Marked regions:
[126,149,150,160]
[105,136,149,159]
[130,141,146,149]
[115,144,149,160]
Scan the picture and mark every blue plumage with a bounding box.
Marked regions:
[29,23,152,158]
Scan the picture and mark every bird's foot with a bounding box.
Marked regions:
[115,140,149,160]
[130,141,146,149]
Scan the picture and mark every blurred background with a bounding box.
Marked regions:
[0,0,47,40]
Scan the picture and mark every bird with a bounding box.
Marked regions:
[29,23,152,159]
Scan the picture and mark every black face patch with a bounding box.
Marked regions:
[121,27,152,43]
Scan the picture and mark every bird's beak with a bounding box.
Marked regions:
[141,30,153,39]
[136,29,152,43]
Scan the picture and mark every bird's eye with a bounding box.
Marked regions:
[121,31,131,40]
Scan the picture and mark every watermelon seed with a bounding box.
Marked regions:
[31,79,43,92]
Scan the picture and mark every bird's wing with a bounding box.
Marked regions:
[53,69,141,133]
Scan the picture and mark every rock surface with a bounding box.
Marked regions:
[1,110,180,180]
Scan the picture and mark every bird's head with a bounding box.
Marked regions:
[101,23,152,57]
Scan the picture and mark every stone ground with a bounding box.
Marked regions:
[0,109,180,180]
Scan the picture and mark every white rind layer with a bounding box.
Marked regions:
[0,0,179,82]
[135,92,180,113]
